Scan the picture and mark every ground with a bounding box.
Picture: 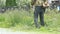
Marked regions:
[0,28,60,34]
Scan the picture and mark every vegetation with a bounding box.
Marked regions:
[0,9,60,32]
[6,0,17,7]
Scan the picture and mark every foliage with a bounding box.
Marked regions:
[0,0,6,7]
[6,0,17,7]
[0,0,31,7]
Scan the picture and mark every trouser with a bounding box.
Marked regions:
[34,6,45,28]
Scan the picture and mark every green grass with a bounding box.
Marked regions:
[0,9,60,33]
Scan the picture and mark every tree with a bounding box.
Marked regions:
[6,0,17,7]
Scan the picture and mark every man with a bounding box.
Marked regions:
[31,0,49,28]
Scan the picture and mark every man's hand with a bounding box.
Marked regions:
[43,2,49,7]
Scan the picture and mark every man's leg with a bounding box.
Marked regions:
[34,11,39,28]
[39,11,45,26]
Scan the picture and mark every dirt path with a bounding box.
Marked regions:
[0,28,59,34]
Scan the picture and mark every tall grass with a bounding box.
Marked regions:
[0,9,33,28]
[0,9,60,32]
